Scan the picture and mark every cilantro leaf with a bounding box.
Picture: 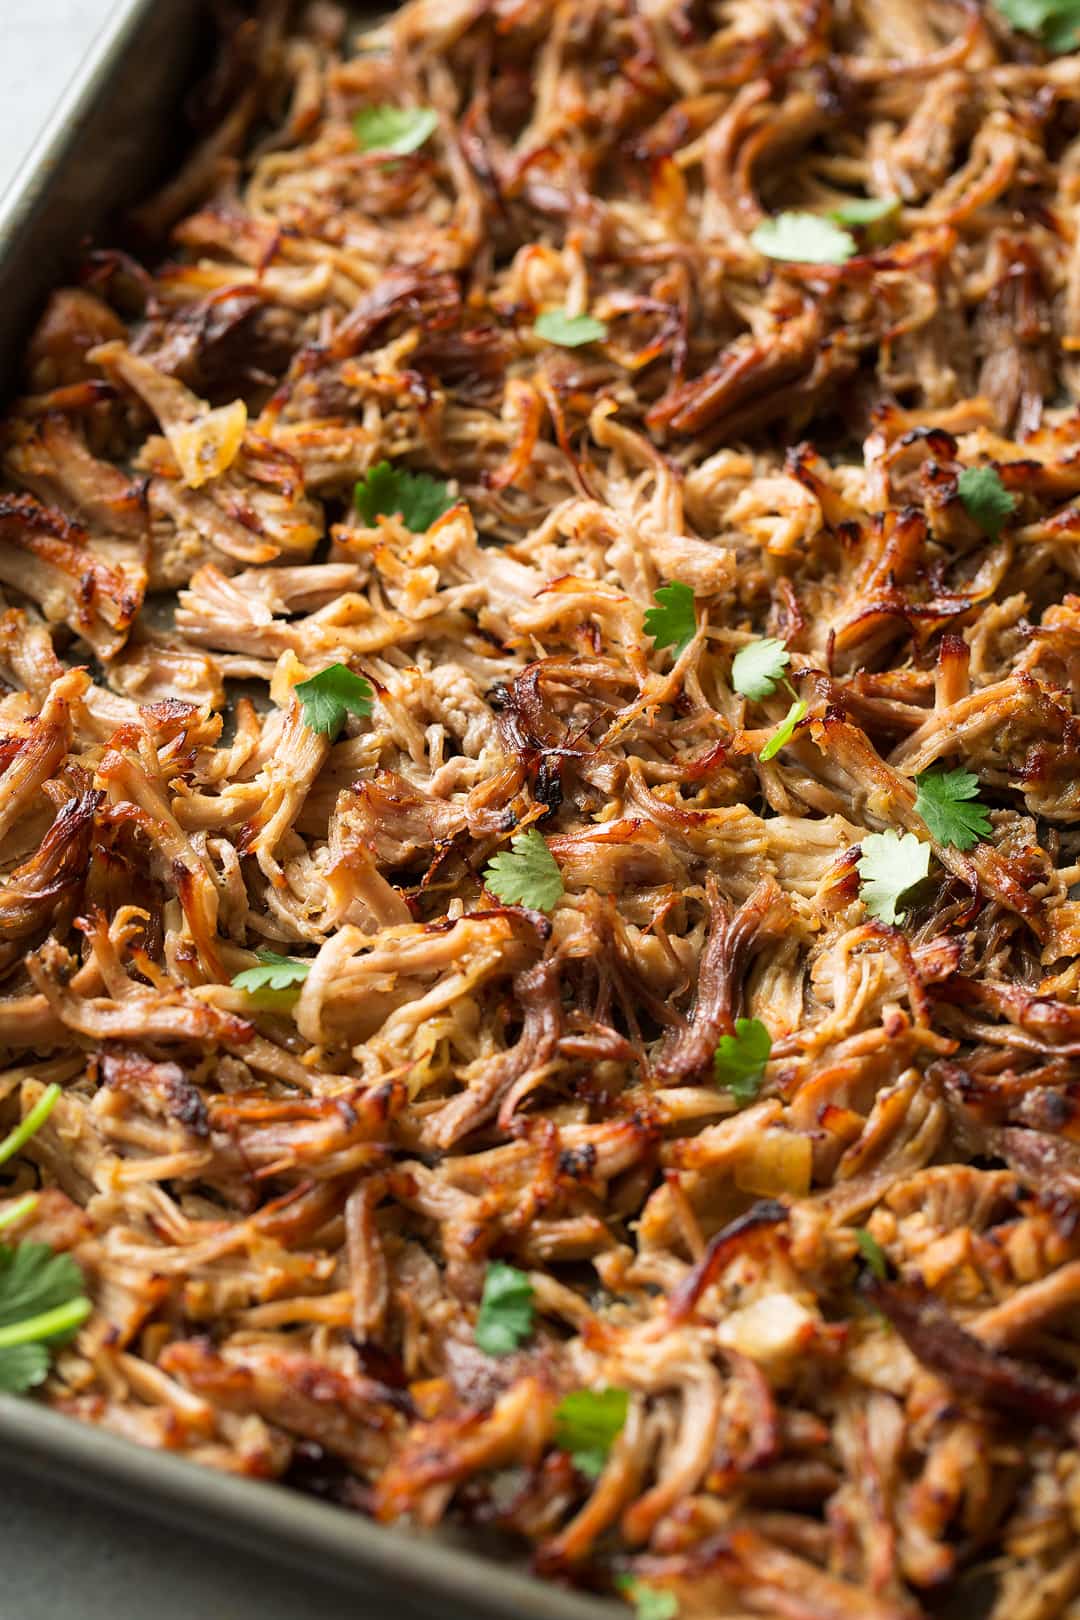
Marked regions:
[0,1243,86,1332]
[475,1260,535,1356]
[295,664,374,738]
[731,637,790,700]
[854,1228,888,1281]
[714,1017,772,1106]
[0,1240,91,1392]
[828,196,900,246]
[616,1577,679,1620]
[355,461,455,530]
[231,951,312,996]
[957,466,1016,539]
[759,697,808,762]
[0,1085,91,1396]
[0,1341,50,1394]
[751,211,855,265]
[483,829,564,912]
[644,582,697,657]
[534,311,608,347]
[0,1083,61,1170]
[828,197,900,227]
[994,0,1080,51]
[857,829,932,925]
[353,104,439,155]
[554,1387,629,1478]
[913,768,993,851]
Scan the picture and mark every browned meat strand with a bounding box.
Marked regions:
[6,2,1080,1616]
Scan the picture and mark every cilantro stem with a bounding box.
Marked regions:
[0,1194,39,1232]
[0,1084,61,1170]
[781,675,799,701]
[0,1294,90,1349]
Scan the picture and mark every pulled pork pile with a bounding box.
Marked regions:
[8,1,1080,1615]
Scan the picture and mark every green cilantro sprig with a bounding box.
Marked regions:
[857,830,932,925]
[827,196,901,247]
[534,311,608,347]
[759,698,808,761]
[353,105,438,155]
[713,1017,772,1106]
[731,637,790,700]
[753,200,901,263]
[913,768,992,851]
[0,1084,62,1170]
[616,1577,679,1620]
[231,951,312,997]
[644,583,697,657]
[828,197,900,228]
[957,466,1016,539]
[854,1228,888,1281]
[475,1261,535,1356]
[731,637,808,761]
[483,829,564,912]
[993,0,1080,51]
[295,664,374,738]
[355,462,455,531]
[0,1245,91,1393]
[0,1084,91,1393]
[554,1387,629,1478]
[751,212,856,265]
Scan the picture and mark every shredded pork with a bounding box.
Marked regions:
[6,2,1080,1614]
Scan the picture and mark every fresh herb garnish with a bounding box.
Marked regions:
[957,466,1016,539]
[483,829,564,912]
[731,637,789,700]
[475,1261,535,1356]
[295,664,374,738]
[616,1577,679,1620]
[554,1387,629,1478]
[533,311,608,347]
[644,582,697,657]
[913,768,992,851]
[354,461,455,531]
[827,196,900,247]
[854,1228,888,1281]
[758,697,808,762]
[857,830,932,925]
[713,1017,772,1106]
[731,638,807,760]
[828,196,900,227]
[0,1243,91,1393]
[751,211,855,265]
[993,0,1080,51]
[0,1084,61,1170]
[231,951,312,996]
[353,104,439,155]
[0,1089,90,1393]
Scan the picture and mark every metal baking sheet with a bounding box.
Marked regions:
[0,7,612,1614]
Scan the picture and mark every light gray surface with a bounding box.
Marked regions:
[0,1,117,199]
[6,1467,364,1620]
[0,9,371,1616]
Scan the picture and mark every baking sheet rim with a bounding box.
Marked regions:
[0,1393,614,1619]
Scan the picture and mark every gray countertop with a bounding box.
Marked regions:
[0,1,114,199]
[0,9,366,1616]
